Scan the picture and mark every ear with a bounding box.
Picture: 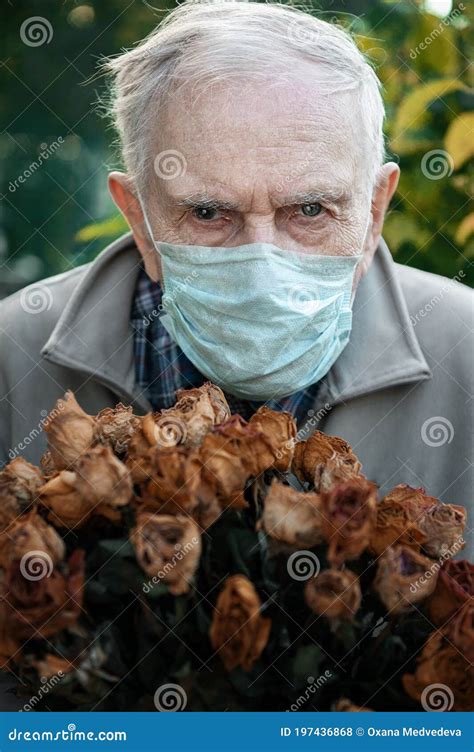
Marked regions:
[108,172,161,281]
[360,162,400,275]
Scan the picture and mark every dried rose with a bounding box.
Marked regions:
[2,549,85,641]
[209,574,271,672]
[132,447,198,518]
[417,502,466,558]
[0,458,44,532]
[39,471,94,528]
[157,381,230,447]
[292,431,362,491]
[320,479,377,565]
[185,416,276,527]
[373,545,438,614]
[95,403,141,455]
[39,445,131,528]
[260,480,323,547]
[444,601,474,664]
[249,407,297,472]
[131,512,201,595]
[305,569,361,621]
[44,391,96,470]
[334,699,373,711]
[369,493,428,556]
[71,445,132,508]
[403,630,473,711]
[428,559,474,626]
[0,508,65,569]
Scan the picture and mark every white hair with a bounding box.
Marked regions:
[103,0,386,191]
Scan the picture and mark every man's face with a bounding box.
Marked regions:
[109,66,399,281]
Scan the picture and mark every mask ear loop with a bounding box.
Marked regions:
[135,186,158,249]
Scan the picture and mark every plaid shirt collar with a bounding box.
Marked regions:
[130,266,319,424]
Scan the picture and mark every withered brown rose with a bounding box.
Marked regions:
[131,512,201,595]
[403,630,473,711]
[95,403,141,455]
[44,391,96,470]
[292,431,362,491]
[39,446,131,528]
[209,574,271,672]
[260,480,323,548]
[2,549,85,641]
[373,545,438,614]
[444,601,474,664]
[249,406,297,472]
[334,699,373,711]
[417,502,466,559]
[369,489,429,556]
[320,478,377,565]
[30,653,74,679]
[185,416,276,527]
[0,457,44,532]
[0,508,65,569]
[428,559,474,626]
[158,381,230,447]
[305,569,361,621]
[131,447,198,518]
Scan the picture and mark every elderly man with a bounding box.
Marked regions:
[0,2,472,525]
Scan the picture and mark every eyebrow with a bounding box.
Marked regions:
[173,189,348,211]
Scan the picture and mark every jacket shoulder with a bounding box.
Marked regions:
[0,263,89,347]
[394,262,472,326]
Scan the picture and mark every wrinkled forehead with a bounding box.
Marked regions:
[149,69,369,203]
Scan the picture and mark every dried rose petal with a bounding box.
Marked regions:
[305,568,361,621]
[373,545,438,614]
[0,508,65,569]
[95,403,141,455]
[44,391,96,470]
[292,431,362,491]
[260,480,323,547]
[249,407,297,472]
[131,512,201,595]
[320,478,377,565]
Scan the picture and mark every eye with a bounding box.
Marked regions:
[192,206,219,221]
[299,202,323,217]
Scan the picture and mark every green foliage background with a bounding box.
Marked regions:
[1,0,472,296]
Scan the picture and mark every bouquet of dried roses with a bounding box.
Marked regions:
[0,383,472,712]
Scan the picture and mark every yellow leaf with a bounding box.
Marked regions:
[391,79,466,154]
[75,215,129,243]
[455,213,474,245]
[444,113,474,169]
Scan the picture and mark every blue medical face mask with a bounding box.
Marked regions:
[140,205,363,401]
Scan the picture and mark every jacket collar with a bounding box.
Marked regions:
[42,233,431,413]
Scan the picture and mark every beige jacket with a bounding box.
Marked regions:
[0,233,472,550]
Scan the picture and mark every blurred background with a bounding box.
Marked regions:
[1,0,472,298]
